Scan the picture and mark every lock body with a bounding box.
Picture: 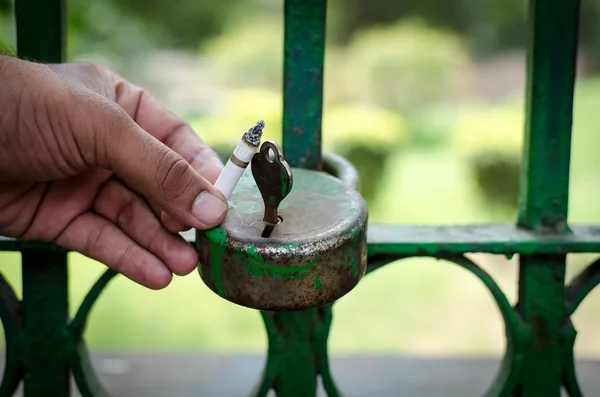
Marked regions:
[196,168,367,311]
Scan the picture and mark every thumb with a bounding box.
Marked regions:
[84,99,228,230]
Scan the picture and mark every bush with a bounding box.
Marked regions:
[471,152,520,213]
[450,104,523,157]
[323,104,408,201]
[200,17,283,90]
[328,20,468,111]
[322,104,407,153]
[450,104,523,214]
[188,88,282,147]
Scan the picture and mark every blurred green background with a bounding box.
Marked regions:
[1,0,600,359]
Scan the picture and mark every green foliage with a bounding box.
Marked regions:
[189,88,282,149]
[407,106,458,148]
[322,104,407,152]
[327,20,468,112]
[322,104,407,202]
[0,0,14,52]
[114,0,249,49]
[471,152,520,214]
[67,0,160,65]
[450,104,523,157]
[201,17,283,90]
[329,0,528,53]
[343,145,391,202]
[449,104,523,214]
[0,0,252,62]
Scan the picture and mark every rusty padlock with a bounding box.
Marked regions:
[196,141,367,311]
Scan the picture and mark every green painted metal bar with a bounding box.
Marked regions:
[21,250,70,397]
[517,0,578,233]
[256,1,332,396]
[516,255,568,397]
[366,224,600,256]
[6,223,600,256]
[16,0,65,63]
[15,0,70,395]
[282,0,327,170]
[0,238,67,252]
[515,0,580,395]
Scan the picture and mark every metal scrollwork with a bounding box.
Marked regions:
[364,253,528,397]
[561,256,600,396]
[69,269,118,396]
[0,272,22,397]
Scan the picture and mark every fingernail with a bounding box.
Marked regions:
[192,191,227,225]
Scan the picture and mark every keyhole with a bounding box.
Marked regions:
[262,216,283,238]
[265,147,275,163]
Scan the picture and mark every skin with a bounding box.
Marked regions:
[0,55,229,289]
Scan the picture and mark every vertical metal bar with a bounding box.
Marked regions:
[15,1,69,394]
[517,0,578,233]
[21,250,70,397]
[282,0,326,170]
[256,2,332,396]
[516,0,579,395]
[516,255,567,397]
[16,0,66,63]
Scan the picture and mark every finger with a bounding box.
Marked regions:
[54,212,172,289]
[72,94,228,230]
[93,179,198,276]
[112,77,224,183]
[141,194,189,233]
[110,174,187,232]
[151,201,191,234]
[161,212,190,233]
[149,200,190,233]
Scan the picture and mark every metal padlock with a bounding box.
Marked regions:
[196,142,368,311]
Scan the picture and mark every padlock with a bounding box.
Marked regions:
[196,142,368,311]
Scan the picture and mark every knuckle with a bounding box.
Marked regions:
[156,155,196,202]
[146,226,164,253]
[83,222,110,257]
[115,198,137,230]
[115,244,136,273]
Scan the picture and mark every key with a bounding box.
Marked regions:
[251,141,293,238]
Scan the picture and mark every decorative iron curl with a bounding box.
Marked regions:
[364,253,528,397]
[0,272,22,396]
[69,269,118,396]
[566,257,600,315]
[558,256,600,397]
[559,320,582,397]
[70,269,117,339]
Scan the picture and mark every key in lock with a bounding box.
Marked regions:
[250,141,293,238]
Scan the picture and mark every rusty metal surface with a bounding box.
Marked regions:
[197,168,367,311]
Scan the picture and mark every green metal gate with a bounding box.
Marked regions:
[1,0,598,396]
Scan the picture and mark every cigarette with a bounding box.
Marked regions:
[214,120,265,198]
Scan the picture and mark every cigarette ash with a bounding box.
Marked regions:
[243,120,265,147]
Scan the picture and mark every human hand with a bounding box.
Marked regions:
[0,56,227,289]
